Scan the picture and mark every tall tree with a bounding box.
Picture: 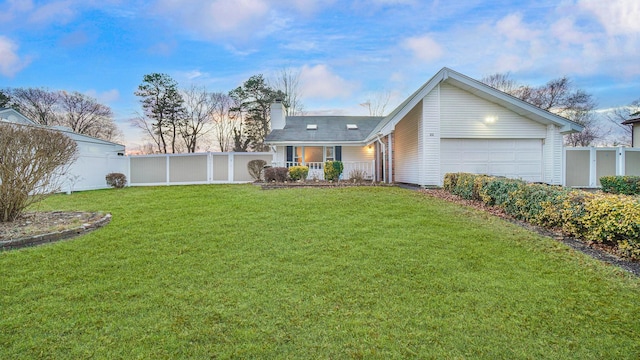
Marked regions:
[481,73,600,146]
[229,74,283,152]
[180,85,215,153]
[209,92,236,152]
[134,73,185,153]
[9,87,60,126]
[58,91,121,142]
[269,68,304,116]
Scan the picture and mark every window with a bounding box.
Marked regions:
[294,147,302,164]
[325,146,335,161]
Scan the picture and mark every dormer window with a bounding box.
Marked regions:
[346,124,358,130]
[307,124,317,130]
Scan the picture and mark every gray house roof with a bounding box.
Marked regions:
[265,116,384,145]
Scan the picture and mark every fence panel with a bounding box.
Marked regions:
[565,149,590,187]
[66,154,128,192]
[169,154,208,183]
[626,151,640,176]
[211,154,229,181]
[565,147,640,187]
[130,156,167,185]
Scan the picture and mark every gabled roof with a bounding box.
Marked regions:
[0,107,37,125]
[366,67,585,142]
[265,116,384,145]
[622,113,640,125]
[0,107,125,150]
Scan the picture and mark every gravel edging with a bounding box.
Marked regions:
[0,213,112,250]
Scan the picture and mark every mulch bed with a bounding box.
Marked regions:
[0,211,111,250]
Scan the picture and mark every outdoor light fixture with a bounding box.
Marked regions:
[484,115,497,124]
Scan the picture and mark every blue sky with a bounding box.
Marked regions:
[2,0,639,148]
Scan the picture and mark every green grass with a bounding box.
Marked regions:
[1,185,639,359]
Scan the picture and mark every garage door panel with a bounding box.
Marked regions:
[441,139,542,182]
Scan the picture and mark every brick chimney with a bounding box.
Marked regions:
[270,99,286,130]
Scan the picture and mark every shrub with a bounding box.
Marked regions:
[289,166,309,181]
[600,176,640,195]
[0,123,78,222]
[324,161,344,181]
[105,173,127,189]
[264,167,289,182]
[247,159,267,181]
[348,169,367,183]
[442,172,640,260]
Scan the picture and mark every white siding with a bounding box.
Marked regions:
[341,146,374,162]
[422,86,441,186]
[543,124,563,184]
[393,100,422,184]
[439,83,546,139]
[634,125,640,148]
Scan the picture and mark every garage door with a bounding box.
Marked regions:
[440,139,543,182]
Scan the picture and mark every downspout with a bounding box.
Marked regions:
[375,134,386,183]
[388,132,393,183]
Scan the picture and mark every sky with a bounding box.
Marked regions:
[1,0,639,149]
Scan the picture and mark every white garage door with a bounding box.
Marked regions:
[441,139,543,182]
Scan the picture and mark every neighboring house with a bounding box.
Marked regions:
[0,107,127,191]
[266,67,584,186]
[622,112,640,147]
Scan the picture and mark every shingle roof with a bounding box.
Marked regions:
[265,116,384,144]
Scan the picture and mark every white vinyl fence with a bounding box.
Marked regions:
[65,153,128,193]
[128,152,275,186]
[564,147,640,187]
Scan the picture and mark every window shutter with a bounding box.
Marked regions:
[335,146,342,161]
[286,146,293,165]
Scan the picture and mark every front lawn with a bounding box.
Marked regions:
[1,185,639,359]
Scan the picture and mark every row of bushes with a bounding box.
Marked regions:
[263,161,347,182]
[443,173,640,260]
[600,175,640,195]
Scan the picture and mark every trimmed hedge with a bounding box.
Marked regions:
[443,173,640,260]
[600,176,640,195]
[324,161,344,181]
[264,167,289,182]
[289,166,309,181]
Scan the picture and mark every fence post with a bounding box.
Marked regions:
[589,147,597,187]
[166,154,170,185]
[207,152,212,184]
[228,153,234,182]
[618,147,625,176]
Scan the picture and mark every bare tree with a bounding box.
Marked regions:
[360,90,391,116]
[481,72,519,94]
[606,98,639,146]
[9,87,60,126]
[58,91,122,142]
[180,85,216,153]
[0,123,78,222]
[210,92,236,152]
[269,68,304,116]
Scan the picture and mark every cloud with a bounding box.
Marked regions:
[0,36,30,77]
[85,89,120,104]
[495,13,540,43]
[28,0,76,25]
[0,0,34,22]
[299,64,358,99]
[401,34,444,62]
[153,0,332,42]
[579,0,640,35]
